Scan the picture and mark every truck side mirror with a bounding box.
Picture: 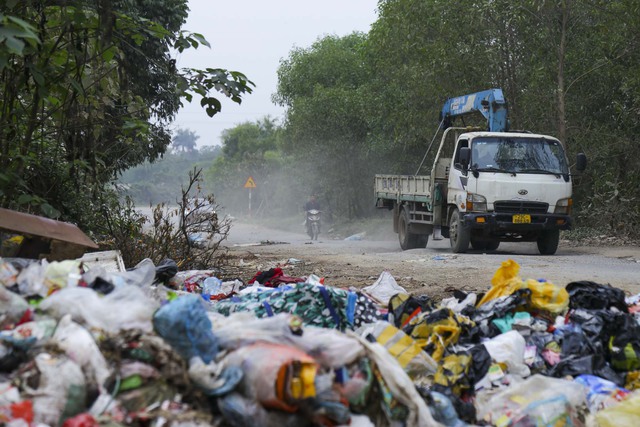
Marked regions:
[459,147,470,168]
[576,153,587,171]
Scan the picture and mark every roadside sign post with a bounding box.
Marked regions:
[243,176,257,216]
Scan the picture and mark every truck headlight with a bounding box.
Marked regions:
[466,193,487,212]
[554,198,572,215]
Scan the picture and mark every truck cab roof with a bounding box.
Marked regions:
[458,131,560,142]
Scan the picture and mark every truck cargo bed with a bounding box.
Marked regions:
[374,174,431,203]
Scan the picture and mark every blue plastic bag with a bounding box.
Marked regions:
[153,294,219,363]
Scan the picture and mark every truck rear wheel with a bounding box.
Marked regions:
[450,209,470,253]
[398,208,428,250]
[537,230,559,255]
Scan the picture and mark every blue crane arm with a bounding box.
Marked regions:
[440,88,508,132]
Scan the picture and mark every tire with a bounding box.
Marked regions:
[398,208,428,250]
[449,209,470,253]
[470,237,488,251]
[311,222,319,240]
[537,230,559,255]
[486,240,500,251]
[470,238,500,251]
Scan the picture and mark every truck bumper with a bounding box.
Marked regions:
[461,212,572,233]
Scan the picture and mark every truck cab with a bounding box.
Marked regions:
[444,131,586,254]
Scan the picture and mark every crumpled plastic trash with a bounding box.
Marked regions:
[0,285,30,329]
[477,259,569,314]
[358,320,438,377]
[362,271,407,306]
[153,294,219,363]
[219,342,318,412]
[51,314,111,391]
[594,389,640,427]
[575,374,629,412]
[39,284,158,333]
[22,353,86,426]
[482,330,531,378]
[476,374,588,427]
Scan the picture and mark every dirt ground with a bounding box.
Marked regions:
[220,220,640,301]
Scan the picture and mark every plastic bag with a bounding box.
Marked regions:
[22,353,86,427]
[482,330,530,378]
[82,258,156,290]
[218,392,307,427]
[477,260,568,314]
[39,285,159,333]
[154,258,178,285]
[476,374,588,427]
[575,374,629,412]
[153,294,219,363]
[51,315,111,391]
[16,259,49,297]
[349,333,439,426]
[361,271,407,306]
[359,320,437,377]
[0,286,30,329]
[290,326,365,369]
[567,281,628,312]
[221,342,318,412]
[595,389,640,427]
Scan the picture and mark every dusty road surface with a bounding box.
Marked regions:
[223,220,640,300]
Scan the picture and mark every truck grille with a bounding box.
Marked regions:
[494,201,549,214]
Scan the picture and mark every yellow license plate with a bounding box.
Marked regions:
[512,214,531,224]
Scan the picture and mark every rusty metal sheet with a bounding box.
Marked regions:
[0,207,98,249]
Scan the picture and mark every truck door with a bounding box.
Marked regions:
[448,138,469,212]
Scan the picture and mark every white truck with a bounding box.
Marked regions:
[375,89,587,255]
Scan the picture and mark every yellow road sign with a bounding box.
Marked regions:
[244,176,257,188]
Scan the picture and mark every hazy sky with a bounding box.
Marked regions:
[173,0,379,146]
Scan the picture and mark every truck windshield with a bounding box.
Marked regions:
[471,137,569,175]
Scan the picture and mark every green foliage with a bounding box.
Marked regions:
[268,0,640,237]
[119,143,222,206]
[0,2,253,238]
[204,117,289,217]
[275,34,379,219]
[101,169,230,269]
[172,128,199,152]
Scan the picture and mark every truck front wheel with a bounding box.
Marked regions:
[450,209,470,253]
[398,208,428,250]
[537,230,559,255]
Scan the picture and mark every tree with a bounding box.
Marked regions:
[172,128,199,152]
[0,1,253,231]
[206,117,284,216]
[274,33,378,219]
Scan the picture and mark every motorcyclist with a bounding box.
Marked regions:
[303,195,321,235]
[304,195,320,212]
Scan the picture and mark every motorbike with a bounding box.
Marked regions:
[305,209,321,240]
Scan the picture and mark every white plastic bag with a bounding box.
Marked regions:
[24,353,86,426]
[362,271,407,306]
[52,314,111,391]
[39,285,158,333]
[0,286,29,329]
[482,330,530,378]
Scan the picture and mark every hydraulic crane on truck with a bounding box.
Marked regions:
[439,88,509,132]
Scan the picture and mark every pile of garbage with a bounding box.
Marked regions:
[1,255,639,427]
